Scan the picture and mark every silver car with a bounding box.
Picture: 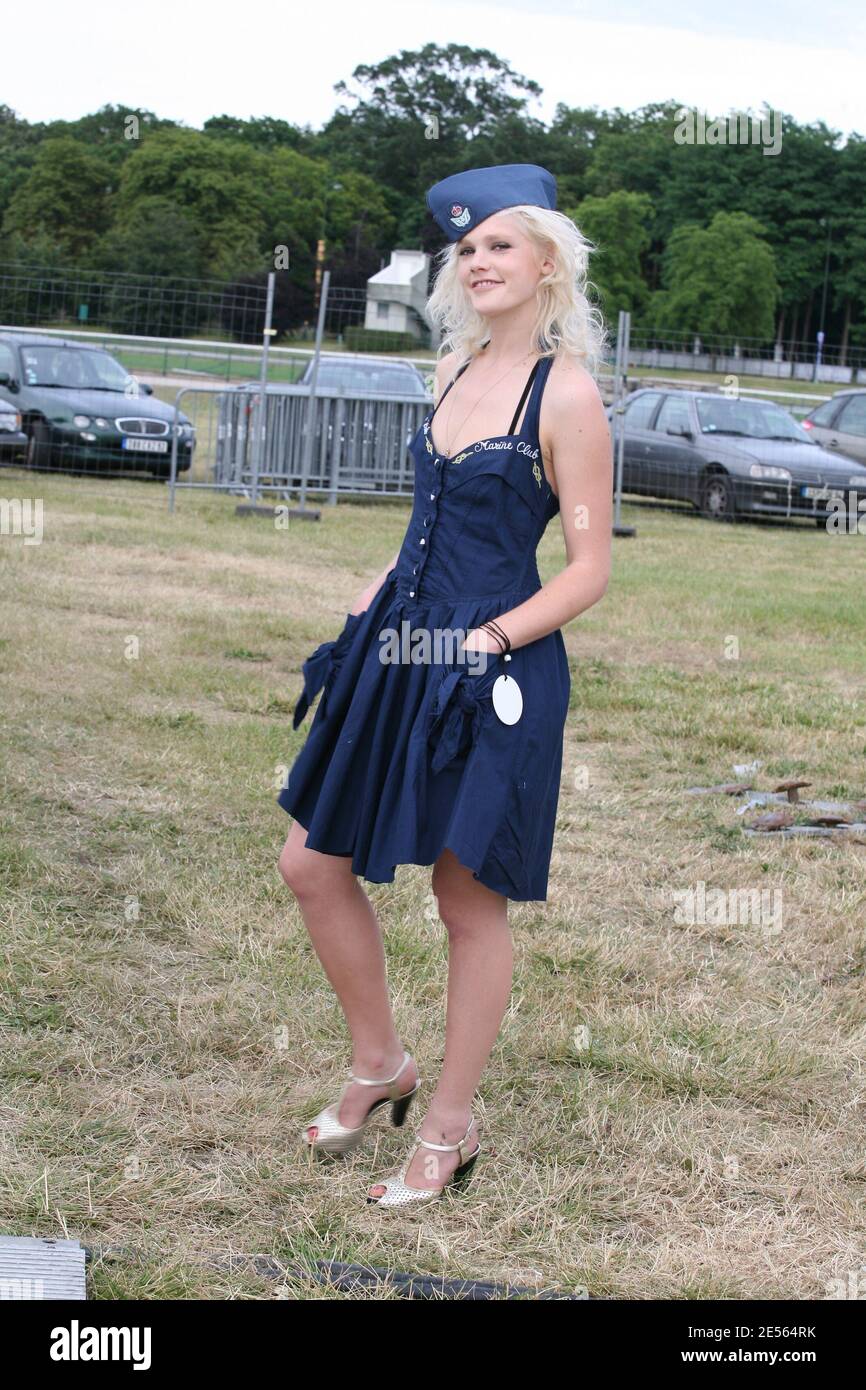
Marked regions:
[802,389,866,466]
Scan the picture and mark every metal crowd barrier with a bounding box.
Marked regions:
[168,382,431,510]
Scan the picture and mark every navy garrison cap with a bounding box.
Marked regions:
[426,163,557,242]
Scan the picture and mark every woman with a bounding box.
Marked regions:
[278,163,613,1208]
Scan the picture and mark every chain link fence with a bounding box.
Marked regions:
[2,262,864,532]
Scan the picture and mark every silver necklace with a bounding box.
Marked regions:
[440,347,537,457]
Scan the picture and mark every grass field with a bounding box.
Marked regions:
[1,467,865,1300]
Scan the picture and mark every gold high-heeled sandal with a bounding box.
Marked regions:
[300,1049,421,1158]
[365,1118,481,1208]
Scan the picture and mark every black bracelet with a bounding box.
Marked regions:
[480,617,511,658]
[485,619,511,654]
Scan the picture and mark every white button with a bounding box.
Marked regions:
[409,589,415,597]
[419,538,426,546]
[429,492,435,500]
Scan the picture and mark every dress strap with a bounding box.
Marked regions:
[514,354,555,449]
[429,356,473,422]
[507,359,542,435]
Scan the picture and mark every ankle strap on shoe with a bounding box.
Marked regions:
[414,1119,476,1166]
[350,1049,411,1096]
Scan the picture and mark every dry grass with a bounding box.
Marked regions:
[1,466,865,1300]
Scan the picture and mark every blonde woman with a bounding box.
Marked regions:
[278,163,613,1208]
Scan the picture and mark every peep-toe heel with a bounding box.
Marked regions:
[300,1048,420,1158]
[366,1117,481,1208]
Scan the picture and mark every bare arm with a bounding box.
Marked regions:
[349,549,401,616]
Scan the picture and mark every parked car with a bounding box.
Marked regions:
[606,388,866,524]
[297,356,429,397]
[297,354,431,452]
[801,389,866,465]
[0,333,196,476]
[0,397,28,460]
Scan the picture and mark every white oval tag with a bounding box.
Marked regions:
[492,673,523,725]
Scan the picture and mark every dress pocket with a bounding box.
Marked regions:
[483,771,530,898]
[425,652,502,774]
[292,610,364,729]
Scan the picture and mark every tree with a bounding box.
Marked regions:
[568,189,654,321]
[203,114,317,157]
[92,196,203,277]
[87,196,208,335]
[1,78,863,353]
[42,104,179,171]
[319,44,545,244]
[113,129,267,270]
[1,136,114,257]
[544,104,637,202]
[740,118,842,346]
[649,211,778,339]
[818,135,866,359]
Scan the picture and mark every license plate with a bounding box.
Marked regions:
[801,484,845,501]
[121,437,168,453]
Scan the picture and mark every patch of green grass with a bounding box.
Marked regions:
[223,648,271,662]
[144,710,206,732]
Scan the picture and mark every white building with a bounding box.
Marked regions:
[365,249,433,344]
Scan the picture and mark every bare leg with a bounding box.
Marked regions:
[368,848,511,1196]
[279,819,418,1131]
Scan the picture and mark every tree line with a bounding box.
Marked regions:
[1,43,863,355]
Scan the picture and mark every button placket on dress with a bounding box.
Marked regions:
[408,430,441,601]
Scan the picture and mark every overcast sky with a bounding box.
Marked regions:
[5,0,865,138]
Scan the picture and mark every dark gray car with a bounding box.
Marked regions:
[608,388,866,525]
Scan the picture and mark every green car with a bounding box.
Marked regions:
[0,332,195,476]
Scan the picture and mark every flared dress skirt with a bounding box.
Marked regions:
[277,353,571,901]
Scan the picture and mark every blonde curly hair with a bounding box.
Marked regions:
[425,204,609,376]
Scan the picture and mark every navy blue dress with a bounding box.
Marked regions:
[277,352,571,901]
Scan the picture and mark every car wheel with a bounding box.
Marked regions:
[700,469,736,521]
[150,459,190,478]
[26,417,54,470]
[813,508,846,531]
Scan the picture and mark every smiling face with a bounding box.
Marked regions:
[455,212,554,317]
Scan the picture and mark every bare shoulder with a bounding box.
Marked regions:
[545,353,607,421]
[432,351,459,405]
[540,352,611,493]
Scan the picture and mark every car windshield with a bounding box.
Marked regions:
[315,364,426,396]
[19,345,133,391]
[695,397,813,442]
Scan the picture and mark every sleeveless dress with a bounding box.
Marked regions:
[277,351,571,901]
